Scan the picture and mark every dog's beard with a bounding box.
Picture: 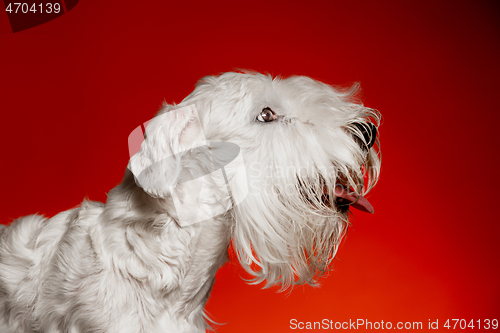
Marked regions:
[231,170,352,290]
[233,202,346,290]
[231,142,379,290]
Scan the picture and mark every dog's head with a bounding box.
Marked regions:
[128,72,381,289]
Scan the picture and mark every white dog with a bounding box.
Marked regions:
[0,72,380,333]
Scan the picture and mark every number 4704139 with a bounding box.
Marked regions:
[444,319,498,330]
[5,3,61,14]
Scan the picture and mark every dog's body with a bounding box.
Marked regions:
[0,178,229,333]
[0,72,380,333]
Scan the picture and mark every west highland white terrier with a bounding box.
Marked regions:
[0,72,380,333]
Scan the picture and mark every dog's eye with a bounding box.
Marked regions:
[257,107,276,122]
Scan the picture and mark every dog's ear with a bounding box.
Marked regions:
[128,105,206,198]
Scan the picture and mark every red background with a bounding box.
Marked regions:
[1,0,499,331]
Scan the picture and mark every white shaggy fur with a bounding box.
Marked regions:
[0,72,380,333]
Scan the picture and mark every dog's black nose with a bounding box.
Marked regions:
[353,122,377,150]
